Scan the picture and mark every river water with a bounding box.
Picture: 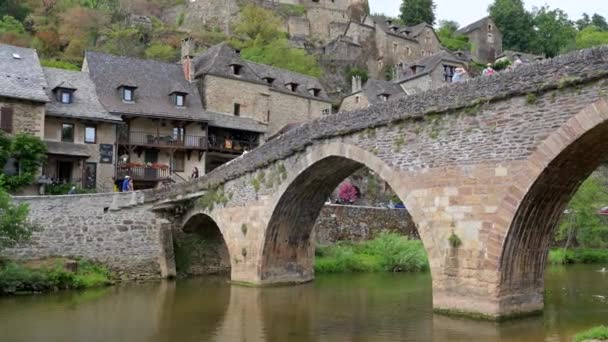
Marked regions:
[0,265,606,342]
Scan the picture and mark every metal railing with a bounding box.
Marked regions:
[118,131,207,149]
[117,166,170,181]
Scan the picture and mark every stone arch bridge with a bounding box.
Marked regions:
[13,47,608,320]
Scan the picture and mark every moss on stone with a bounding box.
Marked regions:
[448,232,462,248]
[433,307,542,322]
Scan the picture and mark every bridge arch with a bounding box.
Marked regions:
[178,212,231,275]
[494,100,608,313]
[259,142,429,284]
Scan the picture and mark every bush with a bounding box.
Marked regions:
[314,233,428,274]
[548,248,608,265]
[45,183,96,195]
[574,325,608,342]
[0,259,110,295]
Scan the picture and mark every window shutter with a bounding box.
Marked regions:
[0,107,14,133]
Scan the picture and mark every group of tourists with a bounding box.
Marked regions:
[483,55,525,77]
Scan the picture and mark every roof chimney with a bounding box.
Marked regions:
[181,37,195,82]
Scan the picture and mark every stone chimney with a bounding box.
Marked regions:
[181,36,195,82]
[351,75,362,93]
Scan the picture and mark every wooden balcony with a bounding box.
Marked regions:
[208,137,257,154]
[117,166,170,181]
[119,131,207,150]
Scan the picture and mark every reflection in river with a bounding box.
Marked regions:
[0,265,606,342]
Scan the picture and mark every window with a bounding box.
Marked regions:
[172,152,185,172]
[173,127,185,142]
[309,88,321,97]
[85,125,96,144]
[62,123,74,142]
[263,77,275,85]
[406,47,412,56]
[0,107,13,133]
[122,87,135,102]
[421,50,425,57]
[231,64,242,75]
[393,43,398,52]
[322,109,330,115]
[176,94,185,107]
[83,162,97,189]
[443,65,456,82]
[355,96,360,104]
[59,89,73,104]
[487,33,494,43]
[234,103,241,116]
[286,83,299,92]
[378,94,390,102]
[488,24,493,32]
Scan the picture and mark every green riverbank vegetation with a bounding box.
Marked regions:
[314,233,429,274]
[574,325,608,342]
[0,258,112,295]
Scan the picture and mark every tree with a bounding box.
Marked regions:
[574,26,608,50]
[489,0,535,52]
[0,187,34,252]
[232,4,285,44]
[531,6,576,57]
[0,15,25,34]
[576,13,591,31]
[399,0,436,26]
[101,25,145,57]
[0,132,47,192]
[591,14,608,31]
[437,20,470,51]
[145,43,178,62]
[0,0,31,22]
[338,182,359,204]
[240,38,322,77]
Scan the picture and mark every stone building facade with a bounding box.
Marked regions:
[457,17,503,64]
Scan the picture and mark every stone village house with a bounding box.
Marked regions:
[340,50,468,112]
[0,40,331,192]
[456,16,503,64]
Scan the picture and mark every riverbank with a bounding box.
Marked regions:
[314,233,428,273]
[0,258,112,295]
[548,248,608,265]
[574,325,608,342]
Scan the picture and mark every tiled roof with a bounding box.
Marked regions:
[357,79,406,105]
[457,16,491,34]
[205,110,268,133]
[0,44,48,102]
[395,51,467,83]
[85,51,206,121]
[193,43,331,102]
[43,67,121,122]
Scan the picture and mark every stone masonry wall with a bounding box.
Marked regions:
[3,193,175,280]
[0,98,45,138]
[314,204,418,244]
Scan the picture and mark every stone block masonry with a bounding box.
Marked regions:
[314,204,418,244]
[3,193,176,280]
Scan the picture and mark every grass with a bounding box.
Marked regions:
[0,258,111,295]
[314,233,429,274]
[574,325,608,342]
[548,248,608,265]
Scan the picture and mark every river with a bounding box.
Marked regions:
[0,265,606,342]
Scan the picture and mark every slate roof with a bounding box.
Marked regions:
[0,44,48,102]
[43,67,121,122]
[355,79,406,105]
[497,50,545,63]
[395,51,468,83]
[370,16,419,42]
[85,51,206,121]
[205,110,268,133]
[457,16,491,34]
[193,43,331,102]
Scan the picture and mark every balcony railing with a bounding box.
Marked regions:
[119,131,207,149]
[117,166,170,181]
[208,137,257,154]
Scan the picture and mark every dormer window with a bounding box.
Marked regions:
[378,94,390,102]
[309,88,321,97]
[175,94,185,107]
[121,86,136,102]
[56,88,74,104]
[286,82,299,92]
[263,77,275,85]
[230,64,242,76]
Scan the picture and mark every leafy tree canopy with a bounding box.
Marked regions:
[145,42,178,62]
[574,26,608,50]
[0,132,47,193]
[399,0,436,26]
[0,15,25,35]
[531,6,576,57]
[0,186,34,253]
[489,0,535,52]
[437,20,470,51]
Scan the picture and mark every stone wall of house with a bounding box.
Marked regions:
[287,16,311,38]
[466,18,503,64]
[44,117,117,192]
[3,193,175,280]
[340,92,369,112]
[0,98,45,138]
[314,204,418,244]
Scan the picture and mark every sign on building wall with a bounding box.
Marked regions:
[99,144,113,164]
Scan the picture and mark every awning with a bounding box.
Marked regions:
[45,140,90,158]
